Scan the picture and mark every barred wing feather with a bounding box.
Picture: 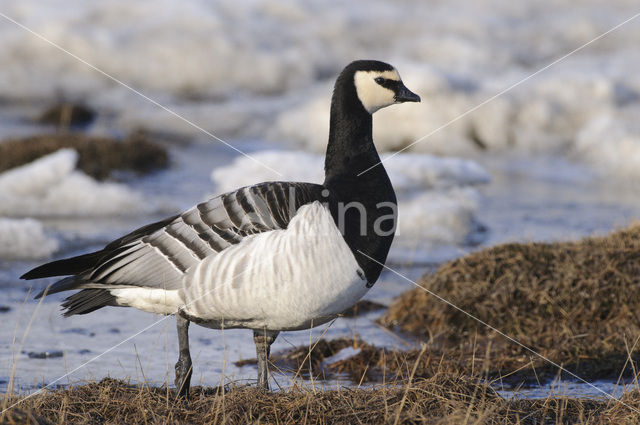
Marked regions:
[23,182,325,298]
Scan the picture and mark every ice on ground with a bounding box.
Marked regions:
[574,106,640,179]
[211,150,489,258]
[0,149,154,217]
[0,218,59,259]
[212,150,324,193]
[397,187,482,245]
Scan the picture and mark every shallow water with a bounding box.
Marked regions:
[496,379,631,401]
[477,155,640,247]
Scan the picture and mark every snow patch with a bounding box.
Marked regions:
[0,149,153,217]
[574,108,640,178]
[0,218,58,260]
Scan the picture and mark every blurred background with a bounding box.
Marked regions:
[1,0,640,393]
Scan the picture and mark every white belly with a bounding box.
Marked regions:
[181,202,368,330]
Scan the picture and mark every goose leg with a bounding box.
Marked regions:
[253,329,279,390]
[175,315,192,398]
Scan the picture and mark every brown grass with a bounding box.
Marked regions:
[36,103,96,128]
[380,225,640,383]
[340,300,386,318]
[242,335,514,386]
[236,337,358,378]
[0,131,169,179]
[3,375,640,424]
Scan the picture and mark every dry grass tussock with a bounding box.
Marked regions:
[0,132,168,179]
[380,225,640,381]
[4,375,640,424]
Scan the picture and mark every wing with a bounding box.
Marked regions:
[22,181,325,311]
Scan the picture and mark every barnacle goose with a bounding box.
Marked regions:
[22,60,420,394]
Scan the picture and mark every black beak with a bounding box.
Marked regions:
[394,83,421,103]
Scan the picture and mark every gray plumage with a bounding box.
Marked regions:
[27,182,325,308]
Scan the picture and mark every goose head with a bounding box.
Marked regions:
[350,60,421,114]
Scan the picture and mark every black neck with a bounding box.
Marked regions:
[320,70,397,286]
[324,79,381,186]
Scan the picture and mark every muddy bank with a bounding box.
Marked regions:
[378,225,640,384]
[0,132,168,180]
[3,375,640,424]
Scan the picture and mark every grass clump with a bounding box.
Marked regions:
[0,374,501,425]
[0,131,169,180]
[4,376,640,424]
[36,103,96,128]
[380,225,640,382]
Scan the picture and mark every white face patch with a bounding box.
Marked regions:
[354,69,401,114]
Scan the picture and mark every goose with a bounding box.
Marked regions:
[21,60,420,394]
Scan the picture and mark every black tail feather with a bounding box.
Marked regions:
[62,289,118,316]
[21,252,102,280]
[34,276,81,299]
[21,214,180,282]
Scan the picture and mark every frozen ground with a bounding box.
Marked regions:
[1,0,640,400]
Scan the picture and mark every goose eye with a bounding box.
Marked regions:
[375,77,385,84]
